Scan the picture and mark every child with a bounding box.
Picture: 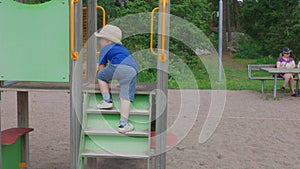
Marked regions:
[276,47,297,97]
[95,25,138,133]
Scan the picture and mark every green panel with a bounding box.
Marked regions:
[85,135,148,153]
[88,94,150,110]
[86,114,150,131]
[0,0,70,82]
[2,138,22,169]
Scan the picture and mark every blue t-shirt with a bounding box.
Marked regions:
[99,43,138,72]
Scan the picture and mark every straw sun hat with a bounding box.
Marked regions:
[95,25,122,44]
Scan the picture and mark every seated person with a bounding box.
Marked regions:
[297,60,300,96]
[276,47,297,97]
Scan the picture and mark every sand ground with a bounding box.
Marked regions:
[1,90,299,169]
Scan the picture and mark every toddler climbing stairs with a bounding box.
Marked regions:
[79,91,154,169]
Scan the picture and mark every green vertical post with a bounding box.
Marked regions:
[155,0,170,169]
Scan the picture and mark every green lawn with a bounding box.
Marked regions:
[138,57,290,91]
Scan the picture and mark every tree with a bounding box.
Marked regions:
[232,0,240,30]
[238,0,300,57]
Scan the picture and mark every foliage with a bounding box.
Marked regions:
[95,0,215,88]
[238,0,300,58]
[233,35,262,59]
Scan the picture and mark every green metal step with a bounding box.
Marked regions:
[87,93,150,110]
[85,114,150,132]
[84,128,149,137]
[82,135,149,158]
[85,108,149,115]
[81,150,149,158]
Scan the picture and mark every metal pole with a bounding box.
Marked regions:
[86,1,97,166]
[155,0,170,169]
[70,0,83,169]
[87,0,97,83]
[218,0,223,82]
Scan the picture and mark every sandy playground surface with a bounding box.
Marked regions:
[1,90,300,169]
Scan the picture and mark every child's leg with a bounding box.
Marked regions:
[115,65,137,132]
[120,98,131,126]
[97,65,115,109]
[98,79,111,102]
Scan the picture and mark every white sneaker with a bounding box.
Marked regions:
[118,123,134,134]
[96,100,113,109]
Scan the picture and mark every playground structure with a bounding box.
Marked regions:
[0,0,171,168]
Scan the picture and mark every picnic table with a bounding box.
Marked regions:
[260,68,300,98]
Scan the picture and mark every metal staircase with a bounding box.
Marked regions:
[79,91,154,168]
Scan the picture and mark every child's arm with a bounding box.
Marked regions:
[98,64,106,73]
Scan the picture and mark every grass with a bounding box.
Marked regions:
[137,56,288,91]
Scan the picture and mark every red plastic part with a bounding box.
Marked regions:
[150,131,178,149]
[1,128,34,145]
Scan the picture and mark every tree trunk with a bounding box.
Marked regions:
[226,0,232,43]
[222,0,227,51]
[233,0,240,29]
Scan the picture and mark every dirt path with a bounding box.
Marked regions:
[1,90,300,169]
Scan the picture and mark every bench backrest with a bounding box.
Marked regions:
[248,64,276,79]
[248,64,276,71]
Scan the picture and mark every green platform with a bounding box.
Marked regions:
[0,0,70,82]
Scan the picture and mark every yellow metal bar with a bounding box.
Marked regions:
[82,5,106,55]
[82,6,105,27]
[70,0,79,60]
[159,0,168,62]
[150,7,159,56]
[96,5,106,27]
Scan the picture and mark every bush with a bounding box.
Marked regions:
[233,35,262,59]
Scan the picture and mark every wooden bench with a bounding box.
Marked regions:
[248,64,299,93]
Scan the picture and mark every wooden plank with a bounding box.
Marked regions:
[0,82,70,92]
[87,158,97,169]
[248,64,276,71]
[17,91,29,166]
[0,90,2,167]
[261,68,300,74]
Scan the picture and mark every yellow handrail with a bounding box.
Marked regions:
[82,5,106,27]
[82,5,106,56]
[70,0,79,61]
[150,7,159,56]
[160,0,168,62]
[96,5,106,27]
